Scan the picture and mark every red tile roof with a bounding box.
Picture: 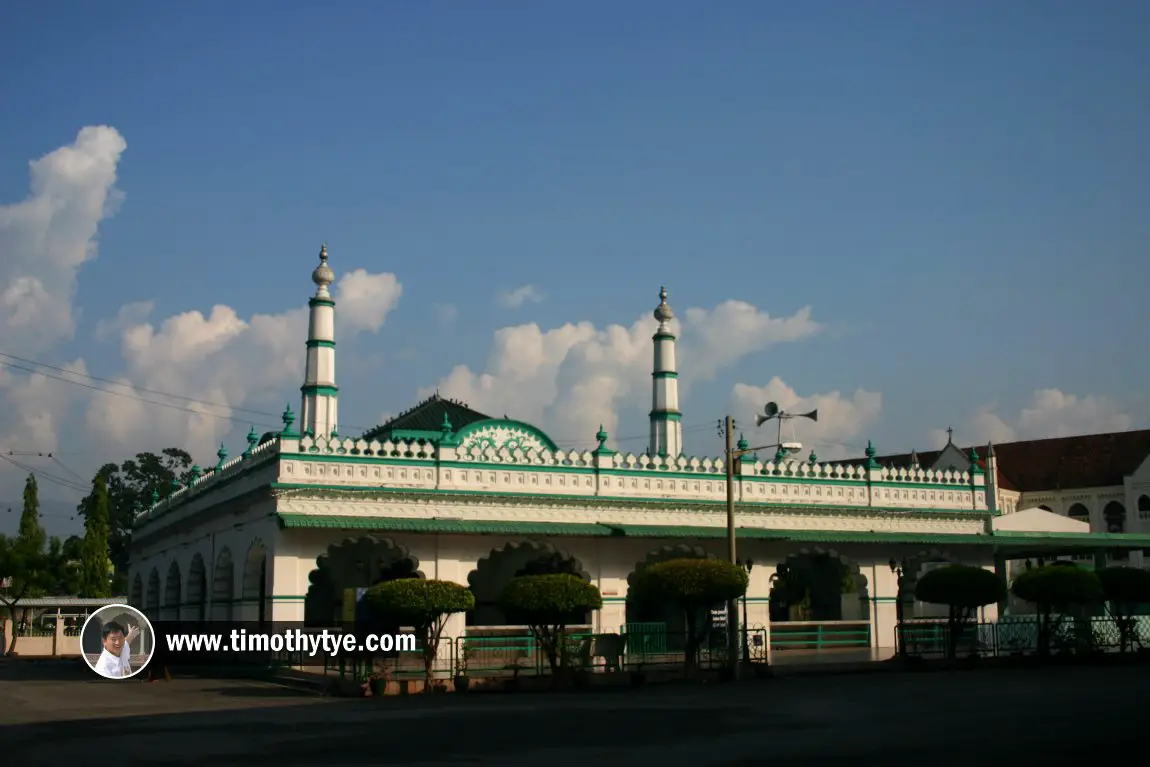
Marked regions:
[864,430,1150,493]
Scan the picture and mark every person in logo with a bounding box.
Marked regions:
[92,621,140,679]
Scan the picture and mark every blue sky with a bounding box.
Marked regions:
[1,1,1148,533]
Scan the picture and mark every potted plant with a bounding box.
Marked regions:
[363,660,390,698]
[454,646,473,693]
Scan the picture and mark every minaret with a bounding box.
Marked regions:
[648,286,683,457]
[985,441,1000,515]
[300,244,338,438]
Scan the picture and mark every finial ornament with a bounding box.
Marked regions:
[653,285,674,324]
[312,243,335,291]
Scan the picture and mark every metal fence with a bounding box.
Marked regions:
[270,625,772,681]
[897,616,1150,658]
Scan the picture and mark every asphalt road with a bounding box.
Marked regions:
[1,661,1139,766]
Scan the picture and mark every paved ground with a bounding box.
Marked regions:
[1,659,1141,765]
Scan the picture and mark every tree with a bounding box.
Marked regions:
[43,537,83,596]
[362,579,475,689]
[631,558,748,674]
[914,564,1006,659]
[78,448,193,592]
[1011,564,1103,655]
[1096,566,1150,654]
[0,475,49,655]
[499,573,603,683]
[78,475,112,598]
[16,474,45,564]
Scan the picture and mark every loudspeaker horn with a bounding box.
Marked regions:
[799,408,818,422]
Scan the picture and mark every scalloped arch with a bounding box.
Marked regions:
[164,560,182,608]
[313,535,423,578]
[453,418,560,453]
[626,544,716,588]
[467,540,590,590]
[186,553,207,619]
[782,547,870,595]
[130,573,144,610]
[305,536,424,626]
[242,538,268,600]
[145,567,161,613]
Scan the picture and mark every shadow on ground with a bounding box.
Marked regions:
[3,665,1148,766]
[201,684,323,698]
[0,659,91,682]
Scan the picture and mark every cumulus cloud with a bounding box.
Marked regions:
[94,300,155,343]
[0,128,404,503]
[0,358,91,457]
[89,267,403,457]
[933,388,1139,447]
[731,378,883,461]
[0,125,126,356]
[335,269,402,333]
[425,297,823,449]
[497,285,544,309]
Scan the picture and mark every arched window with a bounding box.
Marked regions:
[1103,501,1126,534]
[1067,503,1090,524]
[1038,504,1053,512]
[1138,494,1150,521]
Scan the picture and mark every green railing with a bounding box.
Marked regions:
[267,627,776,681]
[769,621,872,650]
[621,622,667,655]
[897,616,1150,658]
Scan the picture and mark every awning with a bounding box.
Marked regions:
[277,514,1150,552]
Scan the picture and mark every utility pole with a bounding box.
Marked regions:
[721,403,818,681]
[724,415,741,680]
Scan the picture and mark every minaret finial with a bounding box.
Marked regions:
[654,285,673,325]
[312,243,334,294]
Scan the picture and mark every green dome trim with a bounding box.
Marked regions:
[452,418,560,454]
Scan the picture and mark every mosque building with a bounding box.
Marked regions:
[127,246,1150,656]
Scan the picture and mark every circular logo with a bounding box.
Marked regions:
[80,604,155,680]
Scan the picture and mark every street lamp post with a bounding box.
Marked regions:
[737,558,754,665]
[723,402,818,681]
[889,558,907,659]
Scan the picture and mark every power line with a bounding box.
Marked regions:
[0,352,380,432]
[0,453,89,495]
[0,358,288,432]
[0,351,283,420]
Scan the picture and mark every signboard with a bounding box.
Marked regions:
[710,606,728,629]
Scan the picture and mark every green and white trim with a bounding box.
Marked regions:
[301,244,339,438]
[649,286,683,458]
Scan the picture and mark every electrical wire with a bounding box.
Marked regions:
[0,454,89,494]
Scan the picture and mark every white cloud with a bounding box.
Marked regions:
[0,125,126,356]
[335,268,402,334]
[425,297,822,449]
[434,302,458,324]
[497,285,544,309]
[90,268,403,458]
[934,388,1138,447]
[730,378,883,461]
[0,358,90,457]
[0,127,404,502]
[94,300,154,342]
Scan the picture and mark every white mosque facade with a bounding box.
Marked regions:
[127,247,1150,656]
